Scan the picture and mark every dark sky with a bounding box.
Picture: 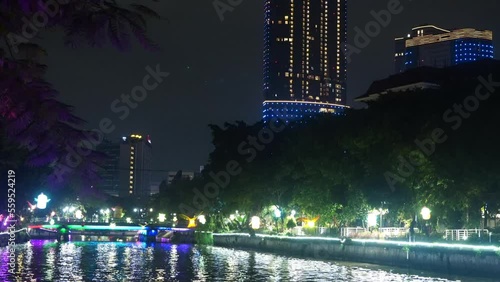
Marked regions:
[43,0,499,181]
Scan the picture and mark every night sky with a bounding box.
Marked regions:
[42,0,499,182]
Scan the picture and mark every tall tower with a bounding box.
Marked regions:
[263,0,348,123]
[119,134,152,199]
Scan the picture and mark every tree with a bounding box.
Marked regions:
[0,0,161,188]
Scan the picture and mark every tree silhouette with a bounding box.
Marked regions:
[0,0,161,187]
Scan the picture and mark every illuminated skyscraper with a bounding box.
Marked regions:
[395,25,494,73]
[263,0,348,122]
[119,134,152,198]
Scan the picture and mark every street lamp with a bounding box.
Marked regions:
[158,213,166,223]
[421,207,431,237]
[251,216,260,229]
[274,209,281,218]
[75,210,83,220]
[421,207,431,220]
[198,215,206,225]
[35,193,50,210]
[367,210,380,228]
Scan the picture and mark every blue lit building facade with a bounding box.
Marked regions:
[263,101,346,122]
[263,0,349,123]
[395,25,494,73]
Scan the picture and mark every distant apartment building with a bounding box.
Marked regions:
[395,25,494,73]
[95,139,120,197]
[167,171,195,185]
[119,134,152,198]
[150,180,161,195]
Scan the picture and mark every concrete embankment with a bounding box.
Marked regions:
[0,228,30,247]
[212,234,500,278]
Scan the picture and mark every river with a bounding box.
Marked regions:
[0,240,495,281]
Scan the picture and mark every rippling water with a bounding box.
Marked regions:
[0,240,494,281]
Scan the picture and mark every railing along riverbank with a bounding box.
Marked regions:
[209,233,500,279]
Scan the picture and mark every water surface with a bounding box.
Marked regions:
[0,240,494,281]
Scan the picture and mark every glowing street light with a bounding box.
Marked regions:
[297,216,319,228]
[198,215,206,225]
[179,214,197,228]
[421,207,431,220]
[35,193,50,209]
[274,209,281,218]
[126,217,132,224]
[158,213,166,223]
[251,216,260,229]
[367,210,380,227]
[75,210,83,220]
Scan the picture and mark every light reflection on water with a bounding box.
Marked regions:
[0,240,494,282]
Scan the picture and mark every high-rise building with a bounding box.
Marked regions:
[119,134,152,198]
[395,25,494,73]
[167,171,195,185]
[95,139,121,197]
[263,0,349,122]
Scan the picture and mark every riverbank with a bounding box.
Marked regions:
[0,228,30,247]
[212,233,500,278]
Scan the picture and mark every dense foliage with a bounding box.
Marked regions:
[156,71,500,231]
